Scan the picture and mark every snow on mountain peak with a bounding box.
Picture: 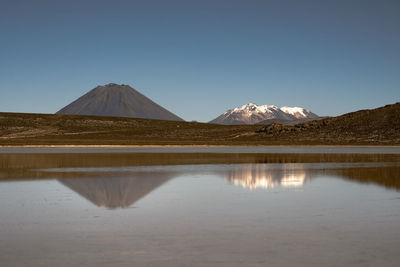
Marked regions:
[280,106,308,117]
[211,103,318,125]
[230,103,309,117]
[231,103,278,113]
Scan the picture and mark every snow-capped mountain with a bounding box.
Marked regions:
[209,103,319,125]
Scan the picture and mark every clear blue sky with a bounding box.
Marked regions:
[1,0,399,122]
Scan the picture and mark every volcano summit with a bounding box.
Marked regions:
[57,83,183,121]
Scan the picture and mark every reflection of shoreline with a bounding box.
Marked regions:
[224,164,309,190]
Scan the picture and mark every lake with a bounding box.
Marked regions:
[0,148,400,266]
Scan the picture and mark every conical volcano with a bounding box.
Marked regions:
[56,83,183,121]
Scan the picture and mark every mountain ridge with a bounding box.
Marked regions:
[210,103,319,125]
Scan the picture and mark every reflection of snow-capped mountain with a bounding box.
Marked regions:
[224,164,309,189]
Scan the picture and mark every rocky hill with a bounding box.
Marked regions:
[257,102,400,144]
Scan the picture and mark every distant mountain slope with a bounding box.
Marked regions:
[56,83,183,121]
[257,117,325,126]
[308,102,400,136]
[210,103,319,125]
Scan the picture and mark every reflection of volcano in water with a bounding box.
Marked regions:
[58,172,174,209]
[224,164,310,189]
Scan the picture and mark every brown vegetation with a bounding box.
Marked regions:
[0,102,399,145]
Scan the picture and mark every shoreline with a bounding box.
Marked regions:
[1,144,400,148]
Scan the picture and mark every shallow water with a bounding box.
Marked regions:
[0,152,400,266]
[1,146,400,154]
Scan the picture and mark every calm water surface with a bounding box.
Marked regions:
[0,151,400,266]
[1,146,400,154]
